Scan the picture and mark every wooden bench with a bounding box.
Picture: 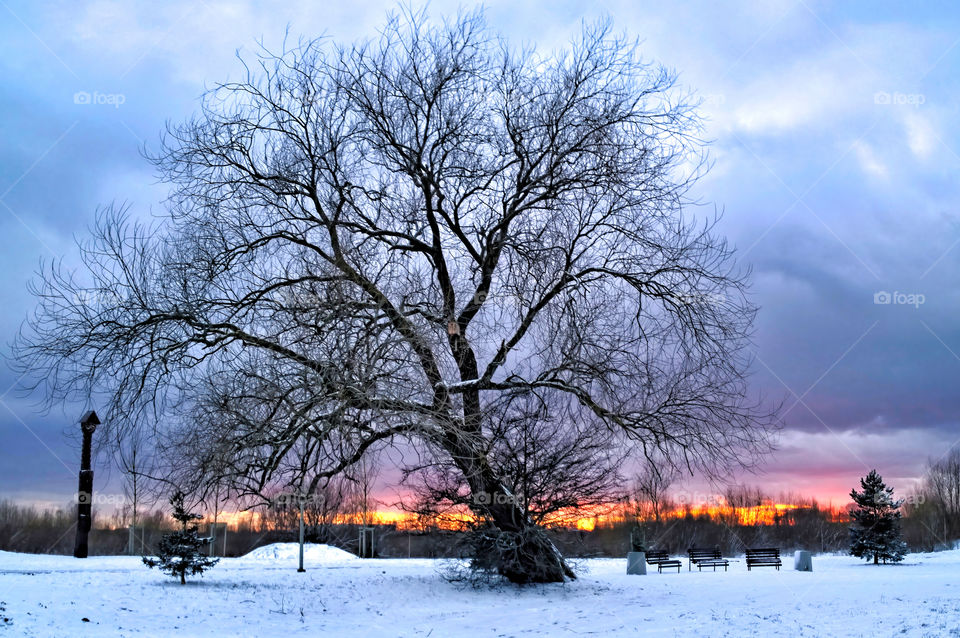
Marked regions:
[687,547,726,571]
[745,548,781,571]
[644,550,681,573]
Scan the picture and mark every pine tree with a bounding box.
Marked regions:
[849,470,908,564]
[143,491,219,584]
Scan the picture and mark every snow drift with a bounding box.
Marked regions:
[240,542,358,564]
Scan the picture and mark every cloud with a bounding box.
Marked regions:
[904,112,937,159]
[851,139,888,178]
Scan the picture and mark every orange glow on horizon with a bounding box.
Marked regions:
[194,499,849,533]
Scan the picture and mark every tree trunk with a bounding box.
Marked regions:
[439,332,576,583]
[873,554,878,565]
[484,489,576,584]
[443,429,575,583]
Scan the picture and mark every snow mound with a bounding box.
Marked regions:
[241,542,358,563]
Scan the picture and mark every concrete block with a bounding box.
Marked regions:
[794,550,813,571]
[627,551,647,575]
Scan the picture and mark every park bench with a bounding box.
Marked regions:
[745,548,782,571]
[644,550,681,573]
[687,546,728,571]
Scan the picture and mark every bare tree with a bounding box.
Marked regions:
[928,449,960,518]
[114,419,163,554]
[345,453,381,527]
[14,9,776,583]
[631,462,678,524]
[262,474,350,543]
[303,476,351,544]
[911,447,960,544]
[722,484,767,515]
[119,441,144,549]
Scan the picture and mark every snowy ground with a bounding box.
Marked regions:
[1,545,959,637]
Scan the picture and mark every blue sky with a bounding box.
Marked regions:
[2,0,960,507]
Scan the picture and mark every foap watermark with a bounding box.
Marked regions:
[74,290,124,307]
[874,290,925,308]
[873,91,925,107]
[473,491,518,506]
[701,93,726,107]
[859,491,924,507]
[268,491,333,508]
[673,491,725,508]
[74,492,127,506]
[74,91,126,109]
[469,289,526,306]
[667,291,728,307]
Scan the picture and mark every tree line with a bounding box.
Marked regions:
[904,447,960,551]
[8,454,955,562]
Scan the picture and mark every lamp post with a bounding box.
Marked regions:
[297,489,306,573]
[73,410,100,558]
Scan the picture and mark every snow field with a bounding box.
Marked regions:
[1,545,959,637]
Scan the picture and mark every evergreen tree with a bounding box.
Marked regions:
[849,470,907,564]
[143,491,219,584]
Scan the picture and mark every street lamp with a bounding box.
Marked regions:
[73,410,100,558]
[297,489,306,573]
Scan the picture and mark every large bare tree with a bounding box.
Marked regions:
[14,10,775,583]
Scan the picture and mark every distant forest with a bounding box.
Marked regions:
[4,450,957,559]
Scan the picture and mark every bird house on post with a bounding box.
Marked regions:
[74,410,100,558]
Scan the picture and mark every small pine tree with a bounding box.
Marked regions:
[143,491,219,584]
[849,469,907,564]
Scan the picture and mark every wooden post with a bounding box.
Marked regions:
[359,526,375,558]
[74,410,100,558]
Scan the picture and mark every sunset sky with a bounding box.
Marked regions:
[2,0,959,509]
